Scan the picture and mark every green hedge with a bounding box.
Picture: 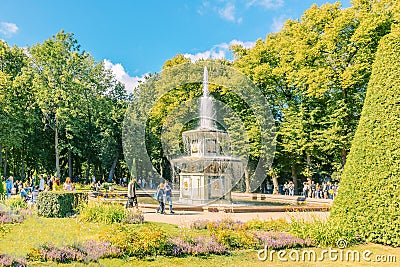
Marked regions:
[330,27,400,246]
[37,191,88,218]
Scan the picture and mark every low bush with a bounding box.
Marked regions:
[168,236,227,256]
[37,191,88,218]
[289,219,363,247]
[26,241,121,263]
[214,229,255,249]
[253,231,313,249]
[79,203,144,224]
[4,197,28,210]
[245,218,291,232]
[103,224,167,258]
[79,203,126,224]
[0,254,27,266]
[190,218,244,231]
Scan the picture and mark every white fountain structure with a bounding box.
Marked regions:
[171,67,244,205]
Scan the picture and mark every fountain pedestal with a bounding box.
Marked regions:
[174,128,241,205]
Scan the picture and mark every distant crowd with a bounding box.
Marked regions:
[263,180,339,199]
[4,174,77,203]
[281,180,339,199]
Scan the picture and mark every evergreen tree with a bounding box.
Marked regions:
[330,25,400,246]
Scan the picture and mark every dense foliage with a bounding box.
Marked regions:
[36,191,88,217]
[1,0,399,198]
[330,25,400,246]
[0,31,129,183]
[78,203,144,224]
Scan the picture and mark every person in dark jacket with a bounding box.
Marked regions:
[156,183,165,214]
[127,178,138,208]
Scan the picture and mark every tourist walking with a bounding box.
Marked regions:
[6,176,13,199]
[156,183,165,214]
[127,177,138,208]
[164,181,175,214]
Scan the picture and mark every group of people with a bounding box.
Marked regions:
[302,181,339,199]
[283,181,295,196]
[4,174,76,203]
[154,181,174,215]
[124,178,175,215]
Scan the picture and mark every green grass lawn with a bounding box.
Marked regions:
[0,216,113,257]
[1,216,400,266]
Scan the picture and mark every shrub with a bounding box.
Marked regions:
[214,229,255,249]
[0,182,5,200]
[27,241,121,263]
[4,197,28,210]
[289,219,361,247]
[190,219,209,230]
[245,218,291,232]
[37,191,88,218]
[79,203,126,224]
[254,231,313,249]
[0,209,31,224]
[0,254,27,267]
[103,224,167,258]
[190,218,244,231]
[79,203,144,224]
[122,209,145,224]
[330,29,400,247]
[168,236,227,256]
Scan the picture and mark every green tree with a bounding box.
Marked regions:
[29,31,82,178]
[330,24,400,246]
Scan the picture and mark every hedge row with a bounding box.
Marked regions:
[37,191,88,218]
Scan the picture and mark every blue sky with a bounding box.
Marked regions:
[0,0,350,92]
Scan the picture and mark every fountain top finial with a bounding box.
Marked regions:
[203,66,209,97]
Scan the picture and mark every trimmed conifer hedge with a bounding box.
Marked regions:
[37,191,88,218]
[330,26,400,246]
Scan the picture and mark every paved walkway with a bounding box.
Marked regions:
[140,207,330,227]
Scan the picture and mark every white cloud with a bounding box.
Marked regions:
[184,50,226,62]
[271,15,287,32]
[199,1,242,23]
[184,39,256,62]
[103,59,145,94]
[218,2,236,22]
[0,22,19,37]
[246,0,284,9]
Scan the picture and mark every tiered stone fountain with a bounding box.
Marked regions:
[171,67,243,205]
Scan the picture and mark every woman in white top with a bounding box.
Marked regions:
[63,177,74,191]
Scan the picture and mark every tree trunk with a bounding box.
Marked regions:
[3,147,8,179]
[108,157,118,183]
[306,152,312,181]
[55,118,60,178]
[341,148,347,168]
[159,161,163,179]
[244,167,250,193]
[271,171,279,194]
[21,148,25,180]
[68,148,73,178]
[0,144,2,180]
[85,158,91,184]
[291,164,298,195]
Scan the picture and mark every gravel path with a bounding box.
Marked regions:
[140,208,329,227]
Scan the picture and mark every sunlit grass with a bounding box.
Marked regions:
[0,216,113,257]
[1,215,400,266]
